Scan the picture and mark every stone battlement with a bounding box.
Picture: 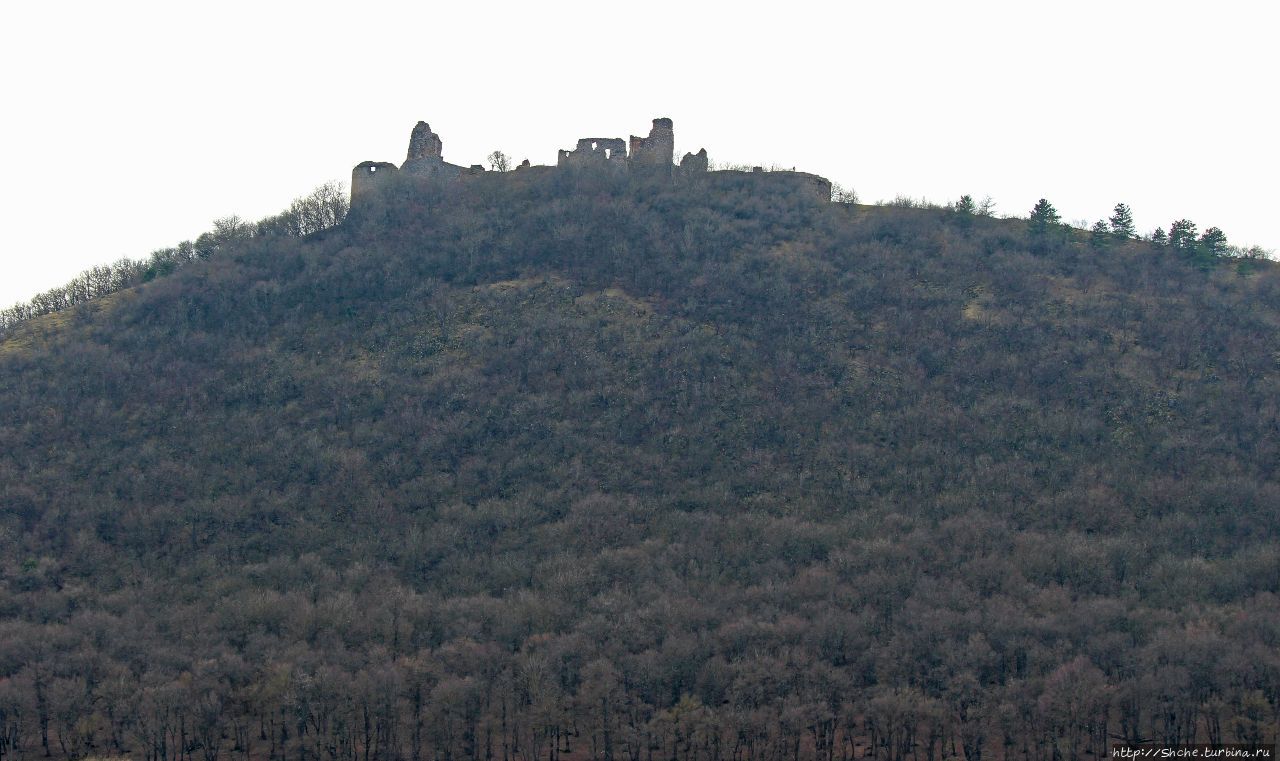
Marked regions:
[351,118,831,208]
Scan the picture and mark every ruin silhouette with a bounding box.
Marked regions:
[351,118,832,209]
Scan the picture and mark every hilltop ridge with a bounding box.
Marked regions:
[0,120,1278,761]
[350,116,832,209]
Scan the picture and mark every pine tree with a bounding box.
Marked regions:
[1029,196,1059,241]
[1198,227,1228,258]
[1169,219,1198,253]
[955,195,976,215]
[1151,227,1168,246]
[1109,203,1135,239]
[1030,198,1060,226]
[1090,220,1111,249]
[1027,199,1062,253]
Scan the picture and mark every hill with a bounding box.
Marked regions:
[1,148,1278,761]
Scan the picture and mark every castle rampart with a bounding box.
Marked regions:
[703,168,831,204]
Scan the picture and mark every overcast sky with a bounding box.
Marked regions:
[1,0,1275,307]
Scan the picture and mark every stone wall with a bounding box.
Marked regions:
[557,137,629,170]
[680,148,708,174]
[350,117,833,210]
[405,122,443,162]
[629,117,674,171]
[350,161,399,205]
[401,157,464,182]
[704,169,832,204]
[401,121,465,181]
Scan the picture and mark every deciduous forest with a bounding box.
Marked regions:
[1,168,1277,761]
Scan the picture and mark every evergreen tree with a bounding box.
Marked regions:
[1027,199,1061,250]
[1169,219,1198,253]
[950,195,977,229]
[1090,220,1111,249]
[1109,203,1135,239]
[1199,227,1228,258]
[1030,198,1061,227]
[1029,196,1059,223]
[1151,227,1168,246]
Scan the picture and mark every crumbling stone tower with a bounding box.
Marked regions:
[679,148,709,174]
[405,121,442,162]
[555,118,680,176]
[401,122,463,181]
[351,161,398,206]
[629,118,675,174]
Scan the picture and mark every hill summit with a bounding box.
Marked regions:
[350,117,831,208]
[1,118,1278,761]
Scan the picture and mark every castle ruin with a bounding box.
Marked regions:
[558,137,629,171]
[351,117,831,208]
[629,117,675,172]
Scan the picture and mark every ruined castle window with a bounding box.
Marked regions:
[369,166,378,173]
[604,149,611,159]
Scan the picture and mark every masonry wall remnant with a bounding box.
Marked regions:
[711,169,832,205]
[350,117,832,210]
[629,118,675,171]
[405,121,442,161]
[350,161,399,205]
[558,137,629,170]
[401,122,464,182]
[680,148,709,174]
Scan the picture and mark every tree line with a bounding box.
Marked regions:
[0,182,349,336]
[1022,198,1269,262]
[1,169,1277,761]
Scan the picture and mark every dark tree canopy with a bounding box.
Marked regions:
[0,171,1277,761]
[1169,218,1199,252]
[1029,197,1060,226]
[1200,226,1229,257]
[1090,219,1111,249]
[1109,202,1135,239]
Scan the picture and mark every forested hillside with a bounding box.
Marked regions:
[1,169,1278,761]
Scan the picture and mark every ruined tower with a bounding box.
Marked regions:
[679,148,709,175]
[629,118,675,173]
[350,161,399,206]
[405,121,443,162]
[401,121,463,181]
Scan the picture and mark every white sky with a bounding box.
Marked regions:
[1,0,1275,306]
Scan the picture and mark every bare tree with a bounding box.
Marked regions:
[487,151,511,172]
